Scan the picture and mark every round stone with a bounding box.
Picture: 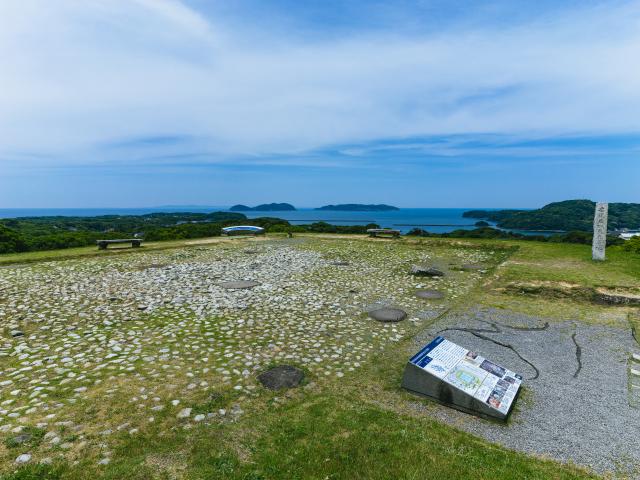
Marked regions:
[368,307,407,322]
[15,454,31,464]
[415,290,445,300]
[257,365,304,390]
[10,434,32,445]
[219,281,260,289]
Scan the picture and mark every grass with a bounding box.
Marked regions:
[0,393,594,480]
[493,241,640,290]
[479,292,632,326]
[0,236,256,266]
[247,394,591,480]
[2,235,638,479]
[471,240,640,325]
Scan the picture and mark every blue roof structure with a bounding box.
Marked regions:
[222,225,265,234]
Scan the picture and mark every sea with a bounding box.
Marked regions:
[0,207,551,236]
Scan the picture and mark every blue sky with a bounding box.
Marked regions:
[1,0,639,208]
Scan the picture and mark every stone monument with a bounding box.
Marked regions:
[592,202,608,261]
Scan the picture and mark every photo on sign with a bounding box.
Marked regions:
[497,378,512,389]
[480,359,505,378]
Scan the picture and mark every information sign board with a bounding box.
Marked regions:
[402,336,522,420]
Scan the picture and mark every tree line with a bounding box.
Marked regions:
[0,214,380,254]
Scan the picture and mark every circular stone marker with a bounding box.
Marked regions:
[369,307,407,322]
[415,289,445,300]
[257,365,304,390]
[219,281,260,289]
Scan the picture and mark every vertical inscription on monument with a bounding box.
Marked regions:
[592,202,608,261]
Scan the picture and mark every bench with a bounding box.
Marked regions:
[367,228,401,238]
[222,226,265,236]
[97,239,142,250]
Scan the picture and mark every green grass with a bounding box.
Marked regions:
[477,240,640,325]
[494,241,640,289]
[245,394,592,480]
[1,394,593,480]
[398,238,640,291]
[0,236,248,265]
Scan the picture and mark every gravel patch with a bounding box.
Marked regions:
[408,306,640,477]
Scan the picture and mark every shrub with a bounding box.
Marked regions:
[622,236,640,254]
[0,224,28,253]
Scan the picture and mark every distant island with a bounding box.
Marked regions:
[464,200,640,231]
[315,204,399,212]
[230,203,296,212]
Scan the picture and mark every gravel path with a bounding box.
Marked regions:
[409,307,640,478]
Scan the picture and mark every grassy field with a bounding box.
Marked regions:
[1,234,637,479]
[494,241,640,289]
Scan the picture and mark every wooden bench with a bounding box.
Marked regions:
[97,239,142,250]
[367,228,401,238]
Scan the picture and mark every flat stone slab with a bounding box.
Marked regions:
[410,265,444,277]
[257,365,304,390]
[331,261,350,266]
[415,290,445,300]
[369,307,407,322]
[9,434,32,445]
[219,281,261,289]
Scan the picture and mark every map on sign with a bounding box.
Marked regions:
[408,336,522,414]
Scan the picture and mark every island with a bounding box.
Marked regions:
[315,204,399,212]
[230,203,296,212]
[464,200,640,231]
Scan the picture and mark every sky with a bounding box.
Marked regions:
[1,0,639,209]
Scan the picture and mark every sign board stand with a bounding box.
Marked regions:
[402,336,523,421]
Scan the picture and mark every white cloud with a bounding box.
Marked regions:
[0,0,639,167]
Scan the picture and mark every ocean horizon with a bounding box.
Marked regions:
[0,206,547,235]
